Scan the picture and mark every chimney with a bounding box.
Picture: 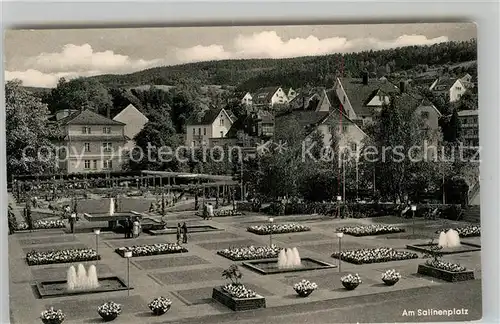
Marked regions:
[107,107,111,119]
[362,72,369,85]
[399,81,406,93]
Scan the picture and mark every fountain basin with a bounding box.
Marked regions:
[35,276,131,299]
[242,258,336,275]
[406,242,481,255]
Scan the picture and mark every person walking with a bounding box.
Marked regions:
[208,203,214,220]
[176,223,182,244]
[127,217,134,238]
[69,211,77,234]
[182,222,188,243]
[132,218,141,238]
[123,217,131,238]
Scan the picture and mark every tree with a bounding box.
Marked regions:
[47,77,113,116]
[442,109,462,143]
[6,80,56,178]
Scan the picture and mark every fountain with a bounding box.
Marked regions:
[76,264,88,290]
[87,265,100,289]
[277,247,302,269]
[66,266,77,291]
[437,229,461,248]
[109,198,115,216]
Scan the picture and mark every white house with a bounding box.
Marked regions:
[252,86,289,108]
[429,78,467,102]
[241,92,253,106]
[112,104,149,151]
[185,108,234,147]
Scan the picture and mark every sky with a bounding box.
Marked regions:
[4,23,476,88]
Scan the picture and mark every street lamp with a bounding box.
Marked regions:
[411,205,417,235]
[337,196,342,219]
[124,251,132,296]
[336,232,344,272]
[268,217,274,246]
[93,228,101,261]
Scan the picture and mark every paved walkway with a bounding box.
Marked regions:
[9,207,481,324]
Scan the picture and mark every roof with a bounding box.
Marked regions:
[458,110,479,117]
[225,110,275,138]
[338,78,399,117]
[275,110,329,132]
[112,104,149,122]
[186,107,226,126]
[59,109,125,126]
[431,78,459,91]
[63,134,130,141]
[252,86,281,105]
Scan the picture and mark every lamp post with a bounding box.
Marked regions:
[411,205,417,235]
[337,196,342,219]
[124,251,132,296]
[268,217,274,246]
[336,232,344,272]
[93,228,101,261]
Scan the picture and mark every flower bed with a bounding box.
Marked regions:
[115,243,188,258]
[247,223,310,235]
[148,297,172,316]
[418,262,474,282]
[293,280,318,297]
[337,225,404,236]
[222,284,257,298]
[332,247,418,264]
[17,219,66,231]
[26,248,99,266]
[341,273,362,290]
[40,307,65,324]
[196,210,243,217]
[97,301,121,321]
[217,245,281,261]
[435,225,480,237]
[381,269,401,286]
[212,286,266,311]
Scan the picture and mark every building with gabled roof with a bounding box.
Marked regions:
[55,109,128,174]
[289,87,331,112]
[112,104,149,151]
[429,77,467,102]
[252,86,289,108]
[185,107,234,147]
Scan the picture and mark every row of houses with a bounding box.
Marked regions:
[50,72,477,174]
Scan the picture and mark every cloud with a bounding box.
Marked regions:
[6,43,162,87]
[27,43,160,73]
[5,69,101,88]
[175,44,232,63]
[175,31,449,62]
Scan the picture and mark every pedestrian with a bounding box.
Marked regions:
[176,223,182,244]
[123,217,131,238]
[208,203,214,220]
[132,217,141,238]
[202,203,208,220]
[182,222,188,243]
[127,217,133,238]
[69,211,77,234]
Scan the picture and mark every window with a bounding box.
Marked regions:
[351,143,358,152]
[342,125,348,132]
[102,143,112,152]
[82,127,91,134]
[473,129,478,135]
[93,160,98,169]
[421,111,430,119]
[198,128,201,136]
[103,127,111,134]
[192,141,196,147]
[469,117,475,124]
[262,125,274,135]
[220,131,224,138]
[84,160,91,169]
[103,160,113,169]
[343,96,346,104]
[220,116,224,126]
[203,128,206,136]
[192,128,195,135]
[456,87,462,91]
[473,117,478,124]
[84,143,91,152]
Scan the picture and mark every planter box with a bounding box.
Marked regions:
[407,242,481,255]
[417,264,475,282]
[212,287,266,311]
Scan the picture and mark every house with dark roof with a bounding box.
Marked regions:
[429,77,467,102]
[185,107,234,147]
[252,86,289,108]
[334,74,442,133]
[289,87,331,112]
[55,109,128,174]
